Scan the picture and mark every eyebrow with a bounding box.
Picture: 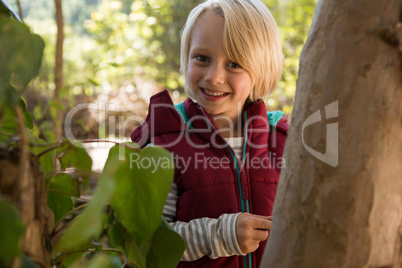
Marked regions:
[190,47,209,53]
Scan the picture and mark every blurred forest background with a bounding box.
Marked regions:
[5,0,317,143]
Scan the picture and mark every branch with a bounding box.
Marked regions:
[11,257,20,268]
[52,248,123,266]
[15,106,34,222]
[15,107,28,186]
[15,0,23,21]
[35,141,67,160]
[53,0,64,141]
[35,139,136,160]
[50,203,88,237]
[47,189,91,202]
[0,130,14,136]
[79,139,141,152]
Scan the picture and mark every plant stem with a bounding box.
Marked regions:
[35,139,135,159]
[51,203,88,237]
[53,0,64,141]
[0,130,14,136]
[35,141,67,159]
[15,106,35,223]
[11,257,20,268]
[79,139,140,151]
[47,189,91,202]
[15,0,23,21]
[52,248,123,266]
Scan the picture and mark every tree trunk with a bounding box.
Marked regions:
[53,0,64,141]
[261,0,402,267]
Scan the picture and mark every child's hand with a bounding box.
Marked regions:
[235,213,272,254]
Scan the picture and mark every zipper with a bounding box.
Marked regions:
[242,111,252,268]
[198,107,253,268]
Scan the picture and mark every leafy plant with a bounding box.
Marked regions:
[0,2,185,267]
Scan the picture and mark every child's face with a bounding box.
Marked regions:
[187,12,252,120]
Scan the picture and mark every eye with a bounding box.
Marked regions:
[228,62,241,68]
[196,55,209,62]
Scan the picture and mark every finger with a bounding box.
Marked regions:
[248,213,270,220]
[244,240,260,254]
[250,229,269,242]
[248,214,272,223]
[254,218,271,230]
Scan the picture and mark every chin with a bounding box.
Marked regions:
[201,105,220,115]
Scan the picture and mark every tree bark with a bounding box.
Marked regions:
[53,0,64,141]
[261,0,402,267]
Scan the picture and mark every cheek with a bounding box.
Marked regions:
[187,64,201,85]
[232,73,252,95]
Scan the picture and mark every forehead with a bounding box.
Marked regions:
[190,12,225,51]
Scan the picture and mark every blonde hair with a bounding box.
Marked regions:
[180,0,283,101]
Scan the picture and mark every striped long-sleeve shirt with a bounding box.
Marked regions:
[160,137,247,261]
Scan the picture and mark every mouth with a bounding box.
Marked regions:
[202,88,228,96]
[200,87,229,102]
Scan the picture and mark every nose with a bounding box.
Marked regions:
[204,64,225,85]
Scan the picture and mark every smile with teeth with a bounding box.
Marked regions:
[202,88,227,96]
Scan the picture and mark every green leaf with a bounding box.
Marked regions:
[0,198,23,259]
[0,18,44,92]
[0,84,19,109]
[59,142,92,178]
[91,241,103,252]
[49,99,64,119]
[0,1,22,21]
[108,144,174,248]
[20,98,33,130]
[56,140,70,155]
[0,98,33,143]
[27,135,57,177]
[47,173,80,224]
[30,141,55,179]
[109,62,120,67]
[86,254,120,268]
[43,129,56,143]
[125,235,151,268]
[60,240,96,267]
[146,218,185,268]
[88,78,101,86]
[54,157,118,252]
[104,253,123,268]
[106,212,124,251]
[32,106,43,120]
[61,252,84,267]
[0,104,18,140]
[60,85,70,99]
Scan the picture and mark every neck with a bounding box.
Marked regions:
[204,98,252,138]
[209,112,243,138]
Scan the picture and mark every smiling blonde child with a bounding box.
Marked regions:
[131,0,288,267]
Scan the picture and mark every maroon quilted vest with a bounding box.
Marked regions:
[131,90,288,268]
